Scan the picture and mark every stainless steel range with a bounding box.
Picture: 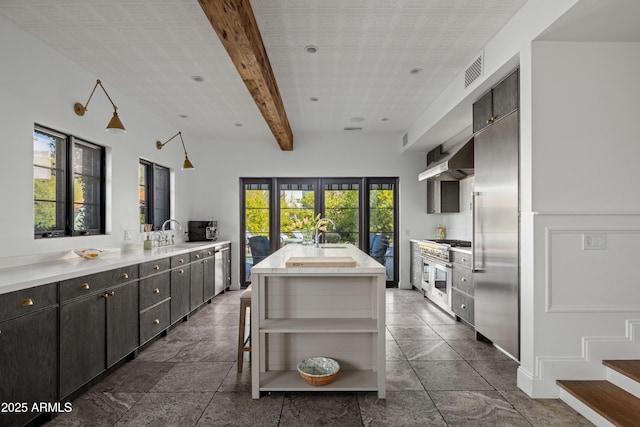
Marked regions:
[418,239,471,315]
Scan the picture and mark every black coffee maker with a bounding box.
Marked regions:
[187,220,218,241]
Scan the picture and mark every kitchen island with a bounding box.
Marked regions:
[250,243,386,398]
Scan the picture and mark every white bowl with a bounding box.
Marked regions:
[297,357,340,386]
[73,248,108,259]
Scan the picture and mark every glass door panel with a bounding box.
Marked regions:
[322,181,360,245]
[243,182,271,282]
[369,181,395,281]
[279,181,315,247]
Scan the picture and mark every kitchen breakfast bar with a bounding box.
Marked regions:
[249,243,387,399]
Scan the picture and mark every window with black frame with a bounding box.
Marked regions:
[33,125,105,238]
[139,159,170,231]
[240,177,398,287]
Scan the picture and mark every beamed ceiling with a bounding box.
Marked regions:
[0,0,530,150]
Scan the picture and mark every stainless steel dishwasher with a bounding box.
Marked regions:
[214,246,228,296]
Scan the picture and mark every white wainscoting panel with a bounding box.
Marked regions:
[545,227,640,313]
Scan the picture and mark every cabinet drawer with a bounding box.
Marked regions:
[170,254,189,267]
[139,257,170,277]
[452,267,474,295]
[139,272,170,310]
[452,289,474,326]
[140,300,170,344]
[190,249,207,262]
[451,251,472,268]
[60,266,138,302]
[0,283,58,322]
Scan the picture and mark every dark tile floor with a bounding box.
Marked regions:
[45,289,592,426]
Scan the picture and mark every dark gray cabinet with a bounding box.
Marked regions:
[139,259,171,346]
[2,242,228,422]
[451,250,475,326]
[59,290,106,398]
[203,249,215,301]
[190,251,205,310]
[170,254,191,324]
[59,265,139,397]
[426,180,460,213]
[106,281,139,367]
[0,284,58,427]
[473,69,518,133]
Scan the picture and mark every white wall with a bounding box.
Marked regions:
[0,16,437,290]
[518,41,640,397]
[0,17,196,263]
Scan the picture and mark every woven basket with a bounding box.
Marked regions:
[297,357,340,386]
[299,370,338,386]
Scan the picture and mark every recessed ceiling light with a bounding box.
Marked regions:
[304,45,319,54]
[381,117,390,122]
[235,123,243,127]
[350,117,365,122]
[410,68,423,75]
[191,75,205,82]
[310,97,319,102]
[179,114,188,118]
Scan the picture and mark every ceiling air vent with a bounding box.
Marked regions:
[402,132,409,147]
[464,52,483,89]
[344,127,363,131]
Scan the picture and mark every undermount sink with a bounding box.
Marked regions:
[318,245,347,249]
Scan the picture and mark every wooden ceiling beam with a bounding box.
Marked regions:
[198,0,293,151]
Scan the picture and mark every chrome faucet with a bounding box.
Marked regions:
[314,218,335,247]
[160,219,181,246]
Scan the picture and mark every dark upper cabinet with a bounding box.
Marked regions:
[427,180,460,213]
[473,69,519,133]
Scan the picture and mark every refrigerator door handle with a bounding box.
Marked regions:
[472,191,484,272]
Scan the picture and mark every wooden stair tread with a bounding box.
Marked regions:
[603,360,640,383]
[557,380,640,426]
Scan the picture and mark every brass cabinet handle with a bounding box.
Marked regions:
[179,258,184,263]
[121,273,129,279]
[153,319,160,325]
[204,260,208,264]
[195,254,200,259]
[461,257,467,262]
[461,304,466,309]
[153,265,160,270]
[20,298,34,307]
[110,290,115,296]
[103,292,110,299]
[207,251,212,256]
[461,277,467,282]
[80,283,90,290]
[179,269,184,274]
[153,288,160,294]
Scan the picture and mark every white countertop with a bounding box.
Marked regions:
[251,243,386,275]
[0,241,230,295]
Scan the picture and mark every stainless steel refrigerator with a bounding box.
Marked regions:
[473,110,520,361]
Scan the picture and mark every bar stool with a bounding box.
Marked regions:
[237,286,252,372]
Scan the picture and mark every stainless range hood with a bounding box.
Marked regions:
[418,138,474,181]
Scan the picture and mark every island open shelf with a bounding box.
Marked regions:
[250,243,386,399]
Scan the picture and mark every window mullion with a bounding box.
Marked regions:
[66,136,74,235]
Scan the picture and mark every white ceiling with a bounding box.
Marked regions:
[0,0,529,148]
